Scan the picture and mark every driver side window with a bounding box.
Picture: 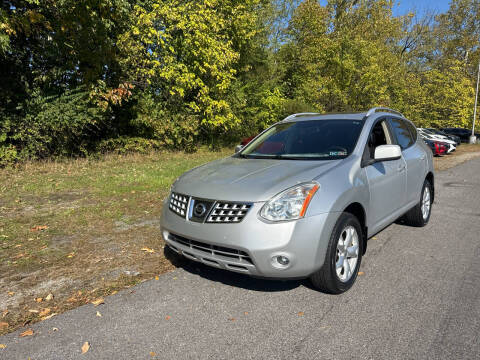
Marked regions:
[363,119,394,162]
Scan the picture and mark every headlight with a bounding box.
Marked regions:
[259,182,320,222]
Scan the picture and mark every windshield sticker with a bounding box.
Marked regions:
[329,151,348,156]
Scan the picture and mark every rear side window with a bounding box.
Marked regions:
[405,121,417,141]
[390,118,415,150]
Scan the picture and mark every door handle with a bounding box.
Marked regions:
[420,155,426,160]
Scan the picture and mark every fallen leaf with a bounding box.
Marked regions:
[165,315,171,320]
[35,297,43,303]
[20,329,34,337]
[39,308,51,317]
[67,252,75,258]
[358,271,365,276]
[52,327,58,331]
[81,341,90,354]
[96,311,102,317]
[7,292,14,296]
[13,253,25,259]
[228,318,236,321]
[150,351,156,357]
[28,310,39,313]
[111,291,117,295]
[30,225,48,232]
[372,237,377,240]
[45,293,54,301]
[155,276,159,280]
[298,312,304,316]
[91,298,104,307]
[141,247,155,253]
[244,312,248,315]
[0,322,8,329]
[2,310,8,318]
[172,277,177,280]
[42,313,56,321]
[67,296,77,303]
[0,344,6,349]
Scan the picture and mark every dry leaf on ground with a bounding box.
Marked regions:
[81,341,90,354]
[96,311,102,317]
[39,308,51,317]
[228,318,236,321]
[155,276,159,280]
[141,247,155,253]
[28,310,39,313]
[42,313,56,321]
[358,271,365,276]
[35,297,43,303]
[298,312,304,316]
[30,225,48,232]
[150,351,156,357]
[20,329,34,337]
[91,298,104,306]
[165,315,171,320]
[45,293,54,301]
[0,344,6,349]
[0,322,8,329]
[1,310,8,318]
[7,292,14,296]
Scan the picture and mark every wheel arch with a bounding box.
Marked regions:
[426,172,434,203]
[342,202,368,255]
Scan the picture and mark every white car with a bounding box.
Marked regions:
[418,128,456,153]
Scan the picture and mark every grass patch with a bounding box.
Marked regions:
[0,148,231,334]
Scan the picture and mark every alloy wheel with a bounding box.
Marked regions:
[335,226,359,282]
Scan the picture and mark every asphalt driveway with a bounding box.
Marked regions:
[1,157,480,360]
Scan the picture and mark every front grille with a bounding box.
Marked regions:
[169,192,189,217]
[168,233,253,265]
[206,202,252,223]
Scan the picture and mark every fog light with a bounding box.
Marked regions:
[272,255,291,269]
[277,256,290,266]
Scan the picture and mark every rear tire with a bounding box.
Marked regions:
[310,213,363,294]
[403,179,432,227]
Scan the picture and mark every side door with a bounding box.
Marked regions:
[388,117,425,206]
[362,118,407,231]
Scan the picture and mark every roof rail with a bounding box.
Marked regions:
[282,112,321,121]
[365,107,404,118]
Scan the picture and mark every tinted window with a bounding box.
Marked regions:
[240,120,364,160]
[390,118,415,150]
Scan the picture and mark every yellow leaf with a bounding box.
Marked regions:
[20,329,34,337]
[91,298,104,306]
[2,310,8,318]
[7,292,14,296]
[42,313,56,321]
[298,312,304,316]
[96,311,102,317]
[35,297,43,303]
[67,252,75,258]
[0,322,8,329]
[28,310,39,313]
[141,247,155,253]
[155,276,159,280]
[39,308,51,317]
[81,341,90,354]
[0,344,5,349]
[150,351,156,357]
[45,293,54,301]
[358,271,365,276]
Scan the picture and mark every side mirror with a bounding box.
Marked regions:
[374,145,401,162]
[235,144,244,153]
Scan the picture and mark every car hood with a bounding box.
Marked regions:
[173,156,341,202]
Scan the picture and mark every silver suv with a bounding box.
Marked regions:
[161,107,434,293]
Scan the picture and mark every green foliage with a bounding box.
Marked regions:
[0,0,479,165]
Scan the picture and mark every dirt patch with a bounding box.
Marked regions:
[433,144,480,171]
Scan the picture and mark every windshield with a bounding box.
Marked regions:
[239,119,364,160]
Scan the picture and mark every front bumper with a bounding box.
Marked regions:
[160,201,339,278]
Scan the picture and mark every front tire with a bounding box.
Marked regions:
[310,213,363,294]
[403,179,432,227]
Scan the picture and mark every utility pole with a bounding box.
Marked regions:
[471,61,480,144]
